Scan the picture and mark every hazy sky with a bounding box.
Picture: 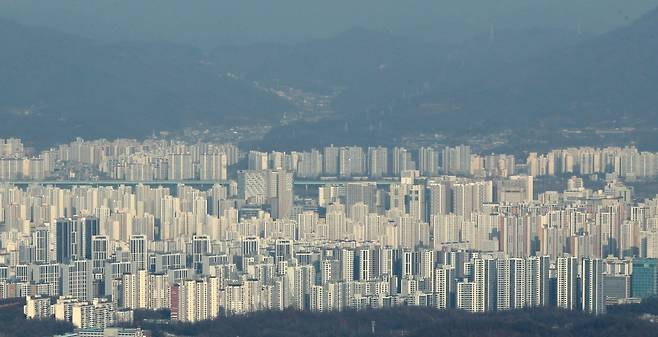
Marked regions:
[1,0,657,47]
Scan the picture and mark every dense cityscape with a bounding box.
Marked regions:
[2,1,658,336]
[0,137,657,336]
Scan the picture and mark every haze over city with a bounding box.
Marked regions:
[1,1,658,337]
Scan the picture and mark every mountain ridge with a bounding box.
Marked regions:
[0,18,292,147]
[2,6,658,150]
[256,6,658,149]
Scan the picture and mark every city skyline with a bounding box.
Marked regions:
[0,136,657,336]
[2,1,658,337]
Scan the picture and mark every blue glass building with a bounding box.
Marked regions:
[632,258,658,299]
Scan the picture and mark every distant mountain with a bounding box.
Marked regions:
[387,6,658,134]
[253,7,658,149]
[416,5,658,132]
[0,19,291,147]
[210,28,428,92]
[496,6,658,127]
[211,26,584,92]
[235,27,588,149]
[4,4,657,150]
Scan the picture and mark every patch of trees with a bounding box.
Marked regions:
[133,302,658,337]
[3,297,658,337]
[0,298,73,337]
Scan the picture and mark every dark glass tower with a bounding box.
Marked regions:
[80,217,100,260]
[56,218,74,263]
[56,216,100,263]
